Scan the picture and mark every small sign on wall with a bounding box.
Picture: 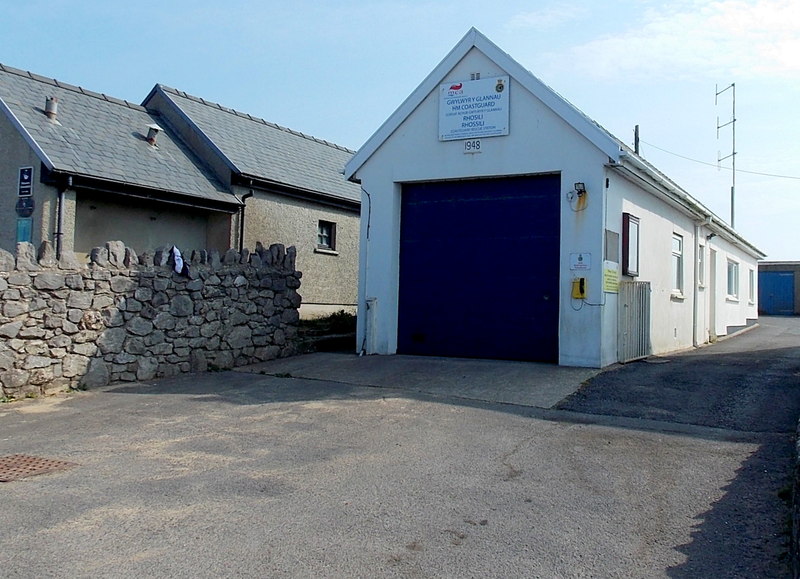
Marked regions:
[18,166,33,196]
[570,252,591,271]
[603,261,619,293]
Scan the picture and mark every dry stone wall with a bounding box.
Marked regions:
[0,240,302,398]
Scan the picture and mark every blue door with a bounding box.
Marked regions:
[398,174,560,362]
[759,271,795,315]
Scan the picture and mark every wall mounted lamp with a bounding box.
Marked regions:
[574,182,587,196]
[706,233,717,240]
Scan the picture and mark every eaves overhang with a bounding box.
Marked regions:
[43,170,243,214]
[610,152,765,260]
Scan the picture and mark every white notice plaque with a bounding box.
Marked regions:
[439,76,509,141]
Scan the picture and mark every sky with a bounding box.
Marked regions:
[1,0,798,260]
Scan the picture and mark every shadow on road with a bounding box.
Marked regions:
[666,440,793,577]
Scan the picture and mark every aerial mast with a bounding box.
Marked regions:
[716,83,736,228]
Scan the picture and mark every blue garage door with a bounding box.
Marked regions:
[398,174,560,362]
[759,271,795,315]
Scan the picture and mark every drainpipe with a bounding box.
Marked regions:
[693,216,713,347]
[238,188,253,252]
[55,175,72,260]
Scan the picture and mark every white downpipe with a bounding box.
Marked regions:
[693,216,713,347]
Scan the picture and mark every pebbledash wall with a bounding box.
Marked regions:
[0,240,302,398]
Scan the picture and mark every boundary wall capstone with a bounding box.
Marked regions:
[0,240,302,397]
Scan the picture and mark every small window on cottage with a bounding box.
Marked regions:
[727,259,740,298]
[317,220,336,250]
[672,234,684,293]
[748,268,755,303]
[622,213,639,276]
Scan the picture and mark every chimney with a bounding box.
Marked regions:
[146,124,162,146]
[45,96,58,120]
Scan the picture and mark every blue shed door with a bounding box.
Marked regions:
[398,174,560,362]
[759,271,794,315]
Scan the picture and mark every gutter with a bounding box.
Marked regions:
[610,152,765,259]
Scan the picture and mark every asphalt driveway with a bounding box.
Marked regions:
[1,318,797,577]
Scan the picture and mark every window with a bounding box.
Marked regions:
[727,259,739,298]
[748,268,755,303]
[317,220,336,251]
[622,213,639,276]
[672,234,683,293]
[698,245,705,286]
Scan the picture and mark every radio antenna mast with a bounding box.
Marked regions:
[716,83,736,228]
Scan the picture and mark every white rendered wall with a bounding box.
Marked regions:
[609,173,758,357]
[354,48,611,367]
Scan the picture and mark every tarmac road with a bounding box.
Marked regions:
[0,317,798,577]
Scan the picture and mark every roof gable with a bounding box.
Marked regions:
[0,64,235,206]
[145,85,360,205]
[344,27,623,181]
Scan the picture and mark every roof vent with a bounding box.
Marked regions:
[146,124,162,146]
[44,96,58,120]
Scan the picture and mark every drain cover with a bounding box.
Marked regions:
[0,454,78,482]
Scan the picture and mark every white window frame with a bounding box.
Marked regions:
[727,259,740,299]
[697,244,705,287]
[748,268,755,304]
[671,233,684,295]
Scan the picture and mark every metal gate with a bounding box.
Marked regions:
[618,281,651,363]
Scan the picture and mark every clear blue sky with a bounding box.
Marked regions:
[2,0,797,259]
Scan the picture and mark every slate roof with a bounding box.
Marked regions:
[148,85,360,205]
[0,64,236,207]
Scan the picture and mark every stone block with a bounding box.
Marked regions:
[90,246,110,267]
[68,291,94,309]
[110,275,137,293]
[22,355,52,370]
[170,295,193,317]
[1,369,30,392]
[107,241,126,267]
[33,271,66,290]
[127,317,154,337]
[97,327,127,354]
[0,248,15,272]
[37,241,58,268]
[79,359,110,389]
[62,354,90,378]
[136,357,158,381]
[3,301,28,317]
[16,242,41,271]
[72,342,98,357]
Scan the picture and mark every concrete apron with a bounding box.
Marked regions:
[237,352,600,409]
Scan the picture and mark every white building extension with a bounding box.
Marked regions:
[345,28,763,368]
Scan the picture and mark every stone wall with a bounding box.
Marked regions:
[0,240,302,398]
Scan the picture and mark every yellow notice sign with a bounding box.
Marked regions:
[603,262,619,293]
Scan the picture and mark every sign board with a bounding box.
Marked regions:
[569,252,591,271]
[603,261,620,293]
[439,76,509,141]
[15,197,34,218]
[18,166,32,196]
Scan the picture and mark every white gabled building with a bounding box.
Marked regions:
[345,28,764,368]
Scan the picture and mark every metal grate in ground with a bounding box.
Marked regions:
[0,454,78,482]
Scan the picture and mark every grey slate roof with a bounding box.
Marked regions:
[150,85,360,204]
[0,64,236,207]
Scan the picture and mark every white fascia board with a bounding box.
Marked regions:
[612,153,765,259]
[0,98,55,171]
[345,28,623,181]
